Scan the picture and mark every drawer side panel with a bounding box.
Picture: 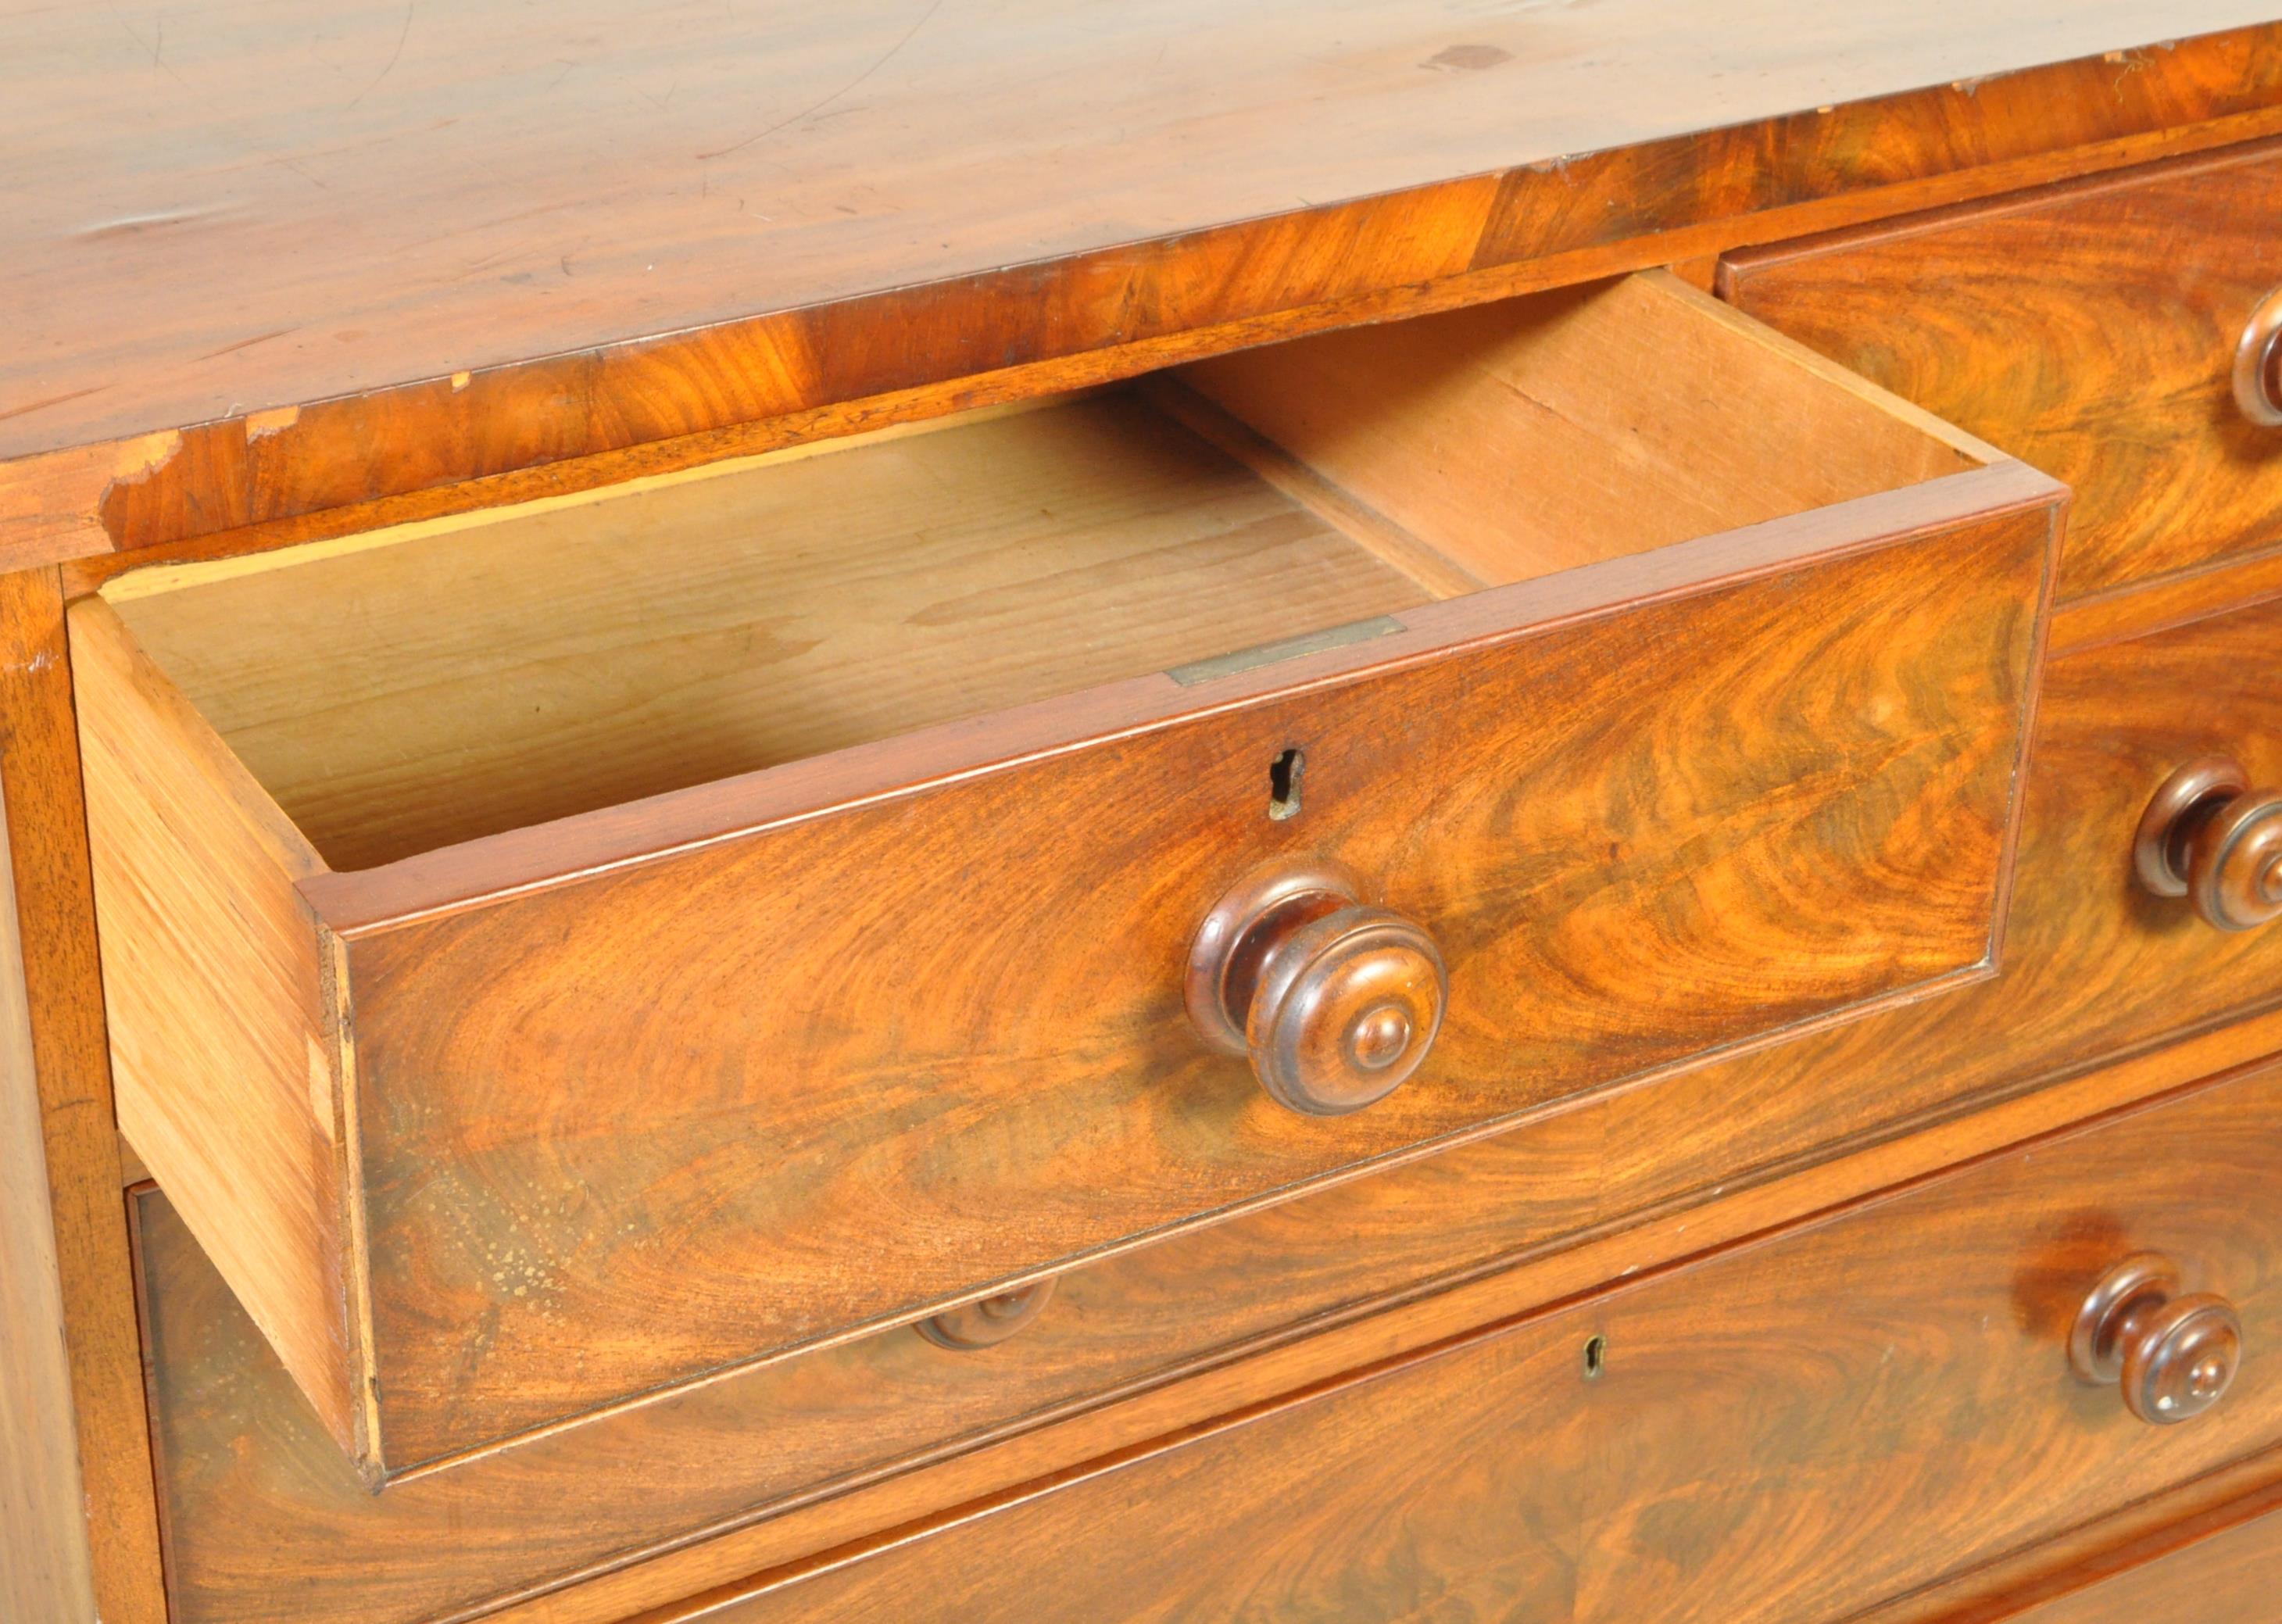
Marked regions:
[66,598,365,1461]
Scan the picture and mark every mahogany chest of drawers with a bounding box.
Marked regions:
[12,5,2282,1622]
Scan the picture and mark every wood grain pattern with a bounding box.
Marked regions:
[638,1061,2282,1624]
[1179,272,1987,584]
[73,277,2053,1475]
[120,369,2282,1624]
[0,572,167,1622]
[1970,1493,2282,1622]
[108,392,1431,870]
[102,272,1954,874]
[415,567,2282,1615]
[0,789,98,1624]
[5,9,2280,567]
[2047,542,2282,658]
[1722,138,2282,602]
[127,1018,2282,1624]
[65,596,370,1464]
[338,489,2048,1472]
[19,16,2282,1618]
[1845,1445,2282,1622]
[1138,379,1489,601]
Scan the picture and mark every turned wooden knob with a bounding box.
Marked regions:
[2134,757,2282,932]
[916,1279,1056,1350]
[1186,858,1446,1116]
[2234,284,2282,427]
[2126,757,2282,930]
[2069,1254,2244,1425]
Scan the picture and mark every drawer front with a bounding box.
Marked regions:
[74,272,2057,1479]
[662,1061,2282,1624]
[339,496,2044,1471]
[1987,1501,2282,1624]
[1720,138,2282,603]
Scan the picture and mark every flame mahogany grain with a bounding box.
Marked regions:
[131,1051,2282,1623]
[128,551,2282,1624]
[1722,138,2282,603]
[611,1062,2282,1624]
[70,272,2058,1479]
[14,11,2282,1620]
[320,488,2060,1474]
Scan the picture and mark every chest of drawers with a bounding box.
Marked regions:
[13,6,2282,1623]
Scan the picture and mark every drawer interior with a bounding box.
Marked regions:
[98,271,1984,872]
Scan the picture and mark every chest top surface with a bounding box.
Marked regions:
[5,1,2280,569]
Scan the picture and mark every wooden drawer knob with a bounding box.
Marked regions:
[916,1279,1056,1350]
[2134,757,2282,932]
[1186,859,1446,1116]
[2069,1254,2244,1425]
[2234,284,2282,427]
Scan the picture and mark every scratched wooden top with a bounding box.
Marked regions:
[5,2,2282,567]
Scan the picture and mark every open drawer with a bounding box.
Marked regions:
[71,270,2062,1481]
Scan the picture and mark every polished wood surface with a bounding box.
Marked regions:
[74,275,2055,1475]
[0,792,98,1624]
[128,1023,2282,1624]
[138,490,2282,1622]
[0,572,166,1623]
[495,567,2282,1619]
[86,307,2282,1624]
[66,596,369,1465]
[2069,1254,2245,1425]
[2133,757,2282,932]
[1988,1497,2282,1622]
[131,513,2282,1624]
[330,478,2051,1472]
[625,1061,2282,1624]
[1722,138,2282,603]
[1844,1447,2282,1622]
[5,10,2281,571]
[18,20,2282,1617]
[1182,857,1447,1118]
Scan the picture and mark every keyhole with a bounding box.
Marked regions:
[1583,1334,1608,1380]
[1268,748,1304,821]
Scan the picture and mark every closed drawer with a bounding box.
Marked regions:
[76,270,2056,1480]
[624,1060,2282,1624]
[1719,138,2282,603]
